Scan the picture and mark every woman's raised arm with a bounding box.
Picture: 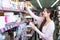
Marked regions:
[26,7,44,21]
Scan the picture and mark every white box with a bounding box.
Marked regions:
[4,12,14,16]
[58,11,60,15]
[5,15,19,24]
[58,18,60,21]
[19,2,24,11]
[2,0,12,8]
[57,6,60,10]
[0,16,5,29]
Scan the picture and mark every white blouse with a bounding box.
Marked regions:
[26,7,55,40]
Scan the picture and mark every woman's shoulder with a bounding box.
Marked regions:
[50,20,55,25]
[47,20,54,26]
[49,20,55,28]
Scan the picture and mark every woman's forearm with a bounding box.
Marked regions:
[32,25,45,37]
[26,7,40,20]
[31,25,48,40]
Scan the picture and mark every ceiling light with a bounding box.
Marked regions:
[36,0,42,8]
[51,0,59,7]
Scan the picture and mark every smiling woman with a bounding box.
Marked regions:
[26,7,55,40]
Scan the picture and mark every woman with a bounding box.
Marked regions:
[26,7,55,40]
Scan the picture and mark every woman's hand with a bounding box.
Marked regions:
[29,22,36,30]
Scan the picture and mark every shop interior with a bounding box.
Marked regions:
[0,0,60,40]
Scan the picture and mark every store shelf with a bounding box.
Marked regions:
[0,22,20,33]
[0,9,20,12]
[2,7,20,12]
[0,7,2,10]
[0,9,25,12]
[0,6,24,12]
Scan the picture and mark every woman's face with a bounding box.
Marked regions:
[43,8,50,17]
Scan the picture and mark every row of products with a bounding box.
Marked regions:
[0,12,20,40]
[57,6,60,40]
[0,0,24,11]
[0,14,34,40]
[0,12,19,30]
[57,6,60,26]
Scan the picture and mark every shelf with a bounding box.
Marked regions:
[0,7,2,11]
[3,10,20,12]
[2,7,20,12]
[0,9,20,12]
[0,9,25,12]
[0,22,20,33]
[0,7,21,12]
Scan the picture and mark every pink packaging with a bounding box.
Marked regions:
[5,16,9,24]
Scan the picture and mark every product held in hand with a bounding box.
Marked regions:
[26,25,32,34]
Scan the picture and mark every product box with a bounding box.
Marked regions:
[58,11,60,15]
[0,16,5,29]
[2,0,12,10]
[4,12,16,24]
[19,2,24,11]
[5,15,18,24]
[0,0,2,10]
[58,6,60,10]
[58,18,60,21]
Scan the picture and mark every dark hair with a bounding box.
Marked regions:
[39,7,54,31]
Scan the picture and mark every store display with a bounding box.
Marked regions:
[4,12,14,23]
[0,12,20,33]
[58,11,60,15]
[57,6,60,40]
[2,0,12,10]
[0,16,5,29]
[57,6,60,26]
[5,16,18,23]
[0,0,22,12]
[19,2,24,11]
[57,6,60,10]
[4,12,19,23]
[0,22,20,33]
[0,0,2,10]
[0,0,60,40]
[1,0,33,40]
[11,1,20,11]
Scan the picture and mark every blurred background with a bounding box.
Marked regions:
[0,0,60,40]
